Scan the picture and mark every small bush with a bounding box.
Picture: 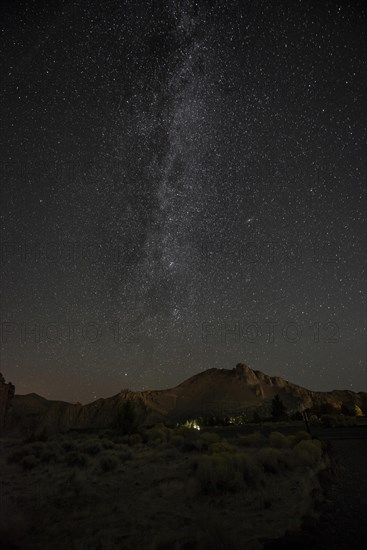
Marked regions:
[40,448,60,463]
[99,452,119,472]
[170,435,185,449]
[199,432,221,445]
[160,445,180,460]
[292,431,312,445]
[119,447,133,462]
[21,455,40,470]
[256,448,282,474]
[65,451,89,468]
[277,449,297,470]
[100,438,115,450]
[62,441,77,452]
[234,453,263,488]
[208,441,236,454]
[128,433,142,446]
[25,427,49,443]
[66,470,85,496]
[182,436,205,453]
[193,454,243,494]
[293,439,323,469]
[238,432,265,447]
[146,427,167,445]
[29,442,47,455]
[7,445,32,464]
[269,432,291,449]
[79,440,103,455]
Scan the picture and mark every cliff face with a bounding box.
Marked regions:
[3,363,367,434]
[0,373,15,432]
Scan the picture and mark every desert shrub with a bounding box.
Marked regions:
[7,445,32,464]
[112,435,128,444]
[79,440,103,455]
[171,425,203,451]
[199,432,221,445]
[194,522,238,550]
[100,438,115,450]
[193,454,243,494]
[25,427,49,443]
[40,448,60,463]
[208,441,236,454]
[128,433,142,446]
[292,431,312,445]
[65,469,85,496]
[65,451,89,468]
[170,434,185,449]
[62,440,77,452]
[160,445,180,460]
[269,432,291,449]
[29,441,47,455]
[145,427,167,446]
[99,452,119,472]
[277,449,297,470]
[21,455,40,470]
[293,439,323,468]
[146,427,167,445]
[238,432,265,447]
[118,447,133,462]
[234,453,263,488]
[174,425,197,438]
[256,448,282,474]
[182,436,205,453]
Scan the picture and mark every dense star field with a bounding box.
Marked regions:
[0,0,366,402]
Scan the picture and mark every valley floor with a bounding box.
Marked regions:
[0,426,333,549]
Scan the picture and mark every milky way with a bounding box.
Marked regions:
[1,0,366,401]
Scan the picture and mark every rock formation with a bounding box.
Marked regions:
[0,373,15,432]
[3,363,367,434]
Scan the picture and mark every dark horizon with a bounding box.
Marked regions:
[2,359,367,406]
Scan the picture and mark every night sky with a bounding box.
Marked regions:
[1,0,366,403]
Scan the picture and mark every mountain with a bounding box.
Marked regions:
[2,364,366,434]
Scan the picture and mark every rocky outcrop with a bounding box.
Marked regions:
[0,373,15,432]
[3,363,367,434]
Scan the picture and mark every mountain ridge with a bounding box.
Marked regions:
[1,363,366,433]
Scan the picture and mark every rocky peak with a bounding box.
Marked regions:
[234,363,259,384]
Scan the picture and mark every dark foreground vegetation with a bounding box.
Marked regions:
[0,419,333,550]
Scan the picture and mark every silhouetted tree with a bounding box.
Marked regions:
[113,400,143,434]
[253,411,261,423]
[271,394,287,420]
